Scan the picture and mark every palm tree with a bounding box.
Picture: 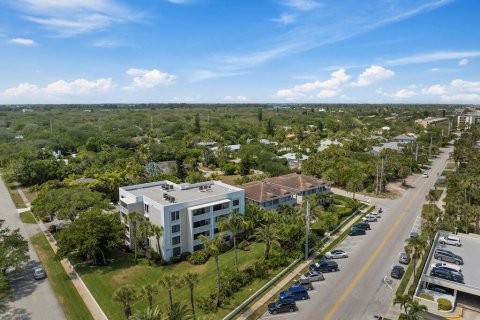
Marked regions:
[182,272,199,319]
[218,211,247,271]
[159,274,181,310]
[254,223,280,260]
[138,220,154,265]
[127,212,144,265]
[405,236,426,279]
[199,234,224,307]
[346,177,363,200]
[151,224,164,259]
[393,294,412,315]
[166,302,191,320]
[140,284,158,309]
[113,284,138,319]
[406,299,427,320]
[131,306,163,320]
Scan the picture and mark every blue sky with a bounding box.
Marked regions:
[0,0,479,104]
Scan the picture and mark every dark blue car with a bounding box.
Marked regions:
[279,286,310,301]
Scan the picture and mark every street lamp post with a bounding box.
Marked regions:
[305,200,310,260]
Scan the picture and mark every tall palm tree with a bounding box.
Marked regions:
[254,223,280,260]
[151,224,164,259]
[140,284,158,309]
[182,272,199,320]
[131,306,163,320]
[159,274,181,310]
[393,294,412,315]
[127,212,144,264]
[405,236,426,279]
[138,220,154,265]
[166,302,192,320]
[199,234,224,307]
[113,284,138,319]
[346,177,363,200]
[218,212,247,271]
[406,299,427,320]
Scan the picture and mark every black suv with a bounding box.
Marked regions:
[434,249,463,265]
[310,259,339,273]
[268,298,296,314]
[430,267,464,283]
[348,227,366,236]
[354,222,371,230]
[391,265,405,279]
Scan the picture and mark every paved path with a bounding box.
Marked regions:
[255,146,453,320]
[0,177,66,320]
[236,205,373,320]
[15,188,108,320]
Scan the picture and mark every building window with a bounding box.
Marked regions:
[213,203,229,211]
[233,199,240,206]
[233,208,239,213]
[171,211,180,221]
[192,207,210,216]
[194,230,210,240]
[172,246,181,257]
[171,225,180,234]
[214,228,219,234]
[193,219,210,228]
[193,244,203,252]
[144,204,149,213]
[172,236,181,245]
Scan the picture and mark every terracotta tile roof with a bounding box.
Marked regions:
[241,173,330,203]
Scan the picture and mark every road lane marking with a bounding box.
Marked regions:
[324,162,437,320]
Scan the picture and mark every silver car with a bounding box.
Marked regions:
[399,253,410,264]
[32,266,46,280]
[325,250,348,259]
[300,270,324,282]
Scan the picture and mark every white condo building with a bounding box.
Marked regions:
[119,180,245,261]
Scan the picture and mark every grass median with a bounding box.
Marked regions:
[19,211,36,224]
[31,233,94,320]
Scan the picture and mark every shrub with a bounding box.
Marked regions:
[48,225,57,233]
[245,259,269,279]
[41,216,51,223]
[188,251,209,265]
[267,254,289,269]
[221,163,237,175]
[419,293,434,301]
[238,240,251,251]
[180,252,191,261]
[438,298,452,311]
[196,296,217,314]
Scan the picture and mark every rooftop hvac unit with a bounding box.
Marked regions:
[170,197,175,202]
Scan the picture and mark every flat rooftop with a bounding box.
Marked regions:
[422,232,480,295]
[124,181,242,206]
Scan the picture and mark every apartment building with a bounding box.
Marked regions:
[119,180,245,261]
[457,111,480,130]
[415,117,450,128]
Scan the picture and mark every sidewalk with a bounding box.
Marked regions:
[16,188,108,320]
[236,205,372,320]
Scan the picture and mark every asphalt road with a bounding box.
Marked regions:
[260,146,452,320]
[0,177,66,320]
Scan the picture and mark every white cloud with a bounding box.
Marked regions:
[393,89,417,99]
[10,38,37,46]
[12,0,139,36]
[3,78,113,96]
[317,90,338,98]
[224,95,248,101]
[93,39,123,48]
[450,79,480,92]
[441,93,480,102]
[126,68,176,88]
[352,65,394,87]
[422,84,446,95]
[189,70,245,82]
[281,0,321,11]
[458,58,469,66]
[429,68,440,72]
[271,14,296,25]
[276,68,350,98]
[386,51,480,66]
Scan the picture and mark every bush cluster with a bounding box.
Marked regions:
[437,298,452,311]
[418,293,433,301]
[188,251,209,265]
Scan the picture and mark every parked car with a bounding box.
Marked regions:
[362,215,377,222]
[292,279,314,291]
[279,286,310,301]
[431,262,462,273]
[410,231,419,238]
[439,235,462,247]
[431,267,464,283]
[422,172,429,178]
[399,253,411,265]
[310,259,339,273]
[427,284,454,295]
[32,266,46,280]
[370,212,381,219]
[434,249,463,265]
[300,270,324,282]
[354,222,371,230]
[325,249,348,259]
[349,227,366,236]
[391,265,405,279]
[268,298,296,314]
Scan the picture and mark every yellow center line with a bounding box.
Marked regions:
[323,157,443,320]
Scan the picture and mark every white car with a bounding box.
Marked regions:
[325,250,348,259]
[362,214,377,222]
[431,262,462,274]
[370,212,381,219]
[439,236,461,247]
[422,172,429,178]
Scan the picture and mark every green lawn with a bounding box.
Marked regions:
[7,188,26,209]
[19,211,36,224]
[441,170,454,177]
[31,233,94,320]
[421,204,442,217]
[431,189,443,200]
[75,242,275,319]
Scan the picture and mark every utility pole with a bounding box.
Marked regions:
[379,157,385,193]
[305,200,310,260]
[376,165,379,195]
[415,144,419,162]
[429,136,433,158]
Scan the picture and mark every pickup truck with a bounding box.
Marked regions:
[309,259,339,273]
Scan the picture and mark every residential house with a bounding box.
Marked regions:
[415,117,450,128]
[279,153,309,169]
[392,134,416,144]
[318,139,343,152]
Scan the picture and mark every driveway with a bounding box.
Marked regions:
[260,146,453,320]
[0,177,66,320]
